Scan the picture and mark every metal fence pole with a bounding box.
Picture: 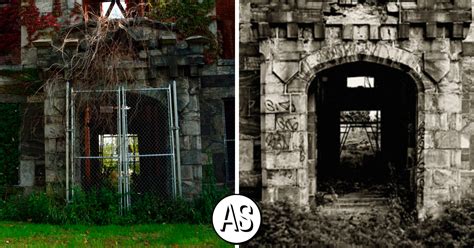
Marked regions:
[65,81,70,202]
[117,88,123,214]
[122,86,131,210]
[172,81,182,196]
[167,85,177,198]
[70,88,75,200]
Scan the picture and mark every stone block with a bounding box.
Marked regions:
[262,187,276,202]
[434,131,460,148]
[296,168,307,187]
[240,139,255,171]
[425,132,435,149]
[258,23,271,39]
[461,134,470,148]
[426,23,437,39]
[342,25,353,40]
[277,186,300,202]
[431,169,458,188]
[19,160,35,187]
[309,177,316,196]
[181,150,201,165]
[262,93,307,114]
[266,169,297,187]
[180,121,201,136]
[262,151,304,170]
[274,113,306,132]
[44,124,65,139]
[369,25,380,40]
[314,24,325,39]
[181,165,193,180]
[423,52,450,83]
[438,93,462,113]
[239,171,261,187]
[425,113,448,131]
[425,149,450,168]
[193,165,202,179]
[272,61,299,83]
[448,113,463,131]
[353,25,368,40]
[398,23,410,39]
[380,26,396,40]
[451,149,462,168]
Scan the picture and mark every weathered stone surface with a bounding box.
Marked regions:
[272,61,299,83]
[423,52,450,83]
[19,160,35,187]
[240,138,255,171]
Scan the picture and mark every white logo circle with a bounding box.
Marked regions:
[212,194,261,244]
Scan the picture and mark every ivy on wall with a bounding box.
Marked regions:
[20,0,60,43]
[0,0,21,64]
[0,104,21,191]
[148,0,219,63]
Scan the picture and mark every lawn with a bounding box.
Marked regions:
[0,222,230,247]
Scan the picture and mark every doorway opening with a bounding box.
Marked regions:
[68,85,181,211]
[310,62,418,209]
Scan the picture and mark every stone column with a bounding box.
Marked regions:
[260,61,309,205]
[44,80,66,196]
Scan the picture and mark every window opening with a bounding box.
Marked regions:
[101,0,127,18]
[347,76,374,88]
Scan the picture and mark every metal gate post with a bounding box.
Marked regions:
[167,84,177,197]
[117,88,123,214]
[172,81,182,196]
[121,86,131,210]
[66,81,70,202]
[70,87,75,200]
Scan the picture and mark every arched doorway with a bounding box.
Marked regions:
[308,62,419,210]
[69,86,180,209]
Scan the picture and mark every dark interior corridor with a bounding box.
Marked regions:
[311,62,417,204]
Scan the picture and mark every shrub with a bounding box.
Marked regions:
[0,181,229,225]
[247,199,474,247]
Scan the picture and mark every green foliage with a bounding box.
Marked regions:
[147,0,219,62]
[0,156,229,225]
[0,222,228,247]
[148,0,215,37]
[0,104,21,195]
[249,199,474,247]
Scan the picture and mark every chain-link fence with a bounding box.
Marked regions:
[68,85,179,210]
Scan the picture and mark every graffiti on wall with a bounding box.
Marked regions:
[415,121,425,208]
[265,99,296,113]
[276,116,299,131]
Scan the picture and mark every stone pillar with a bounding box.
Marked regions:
[421,71,464,217]
[260,61,309,205]
[44,81,66,196]
[176,77,203,198]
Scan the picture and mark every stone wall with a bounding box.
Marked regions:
[240,0,474,216]
[28,19,235,199]
[200,59,235,186]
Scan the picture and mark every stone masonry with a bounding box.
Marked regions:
[0,0,234,199]
[240,0,474,217]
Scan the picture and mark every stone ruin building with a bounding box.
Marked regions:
[240,0,474,217]
[0,0,235,207]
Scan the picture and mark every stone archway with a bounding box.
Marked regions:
[260,43,446,215]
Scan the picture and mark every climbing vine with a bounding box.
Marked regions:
[20,0,60,43]
[0,0,21,63]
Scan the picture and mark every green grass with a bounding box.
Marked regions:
[0,222,230,247]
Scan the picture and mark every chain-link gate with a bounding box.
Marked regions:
[65,82,181,211]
